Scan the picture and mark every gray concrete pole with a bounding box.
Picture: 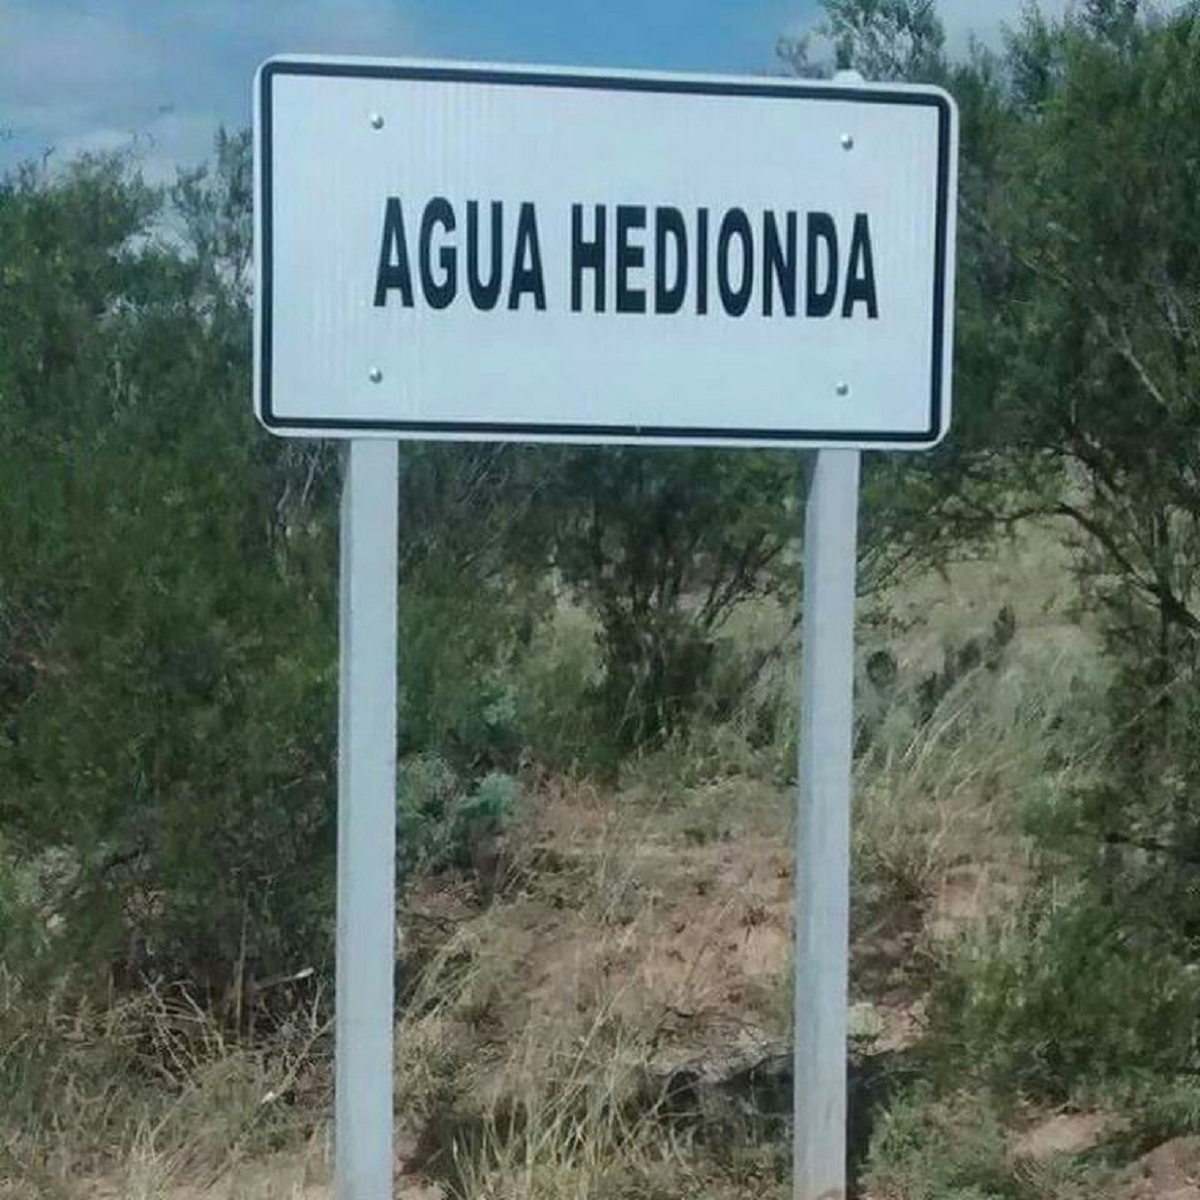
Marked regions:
[336,439,399,1200]
[794,447,861,1200]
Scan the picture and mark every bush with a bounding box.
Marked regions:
[931,890,1200,1103]
[864,1080,1108,1200]
[398,559,529,770]
[514,605,615,775]
[399,755,518,877]
[864,1084,1019,1200]
[542,447,799,751]
[928,649,1200,1107]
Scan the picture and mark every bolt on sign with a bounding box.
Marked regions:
[255,58,958,448]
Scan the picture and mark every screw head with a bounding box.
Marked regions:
[369,112,385,130]
[836,381,850,397]
[840,133,855,150]
[369,367,383,384]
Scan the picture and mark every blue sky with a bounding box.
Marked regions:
[0,0,1068,181]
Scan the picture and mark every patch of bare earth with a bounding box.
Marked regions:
[1011,1110,1124,1162]
[402,778,798,1090]
[1121,1138,1200,1200]
[389,767,1017,1195]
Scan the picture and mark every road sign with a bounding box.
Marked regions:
[252,55,959,1200]
[255,57,957,447]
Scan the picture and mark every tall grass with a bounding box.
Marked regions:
[3,532,1146,1199]
[0,968,330,1197]
[854,639,1107,919]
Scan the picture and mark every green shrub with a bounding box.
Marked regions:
[399,556,541,771]
[398,755,518,876]
[1131,1075,1200,1145]
[928,648,1200,1108]
[0,843,45,973]
[864,1080,1107,1200]
[514,605,614,775]
[864,1084,1018,1200]
[931,890,1200,1102]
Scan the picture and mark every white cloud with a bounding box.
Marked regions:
[0,0,418,177]
[43,113,224,186]
[937,0,1072,53]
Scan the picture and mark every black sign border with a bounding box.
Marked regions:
[258,59,954,445]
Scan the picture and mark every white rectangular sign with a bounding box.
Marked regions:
[254,57,957,447]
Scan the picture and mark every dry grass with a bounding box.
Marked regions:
[1,523,1111,1199]
[0,971,331,1199]
[390,780,794,1198]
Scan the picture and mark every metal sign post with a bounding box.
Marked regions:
[253,55,957,1200]
[794,448,861,1200]
[336,439,398,1200]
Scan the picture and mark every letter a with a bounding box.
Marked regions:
[841,213,879,318]
[374,197,414,307]
[508,202,547,311]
